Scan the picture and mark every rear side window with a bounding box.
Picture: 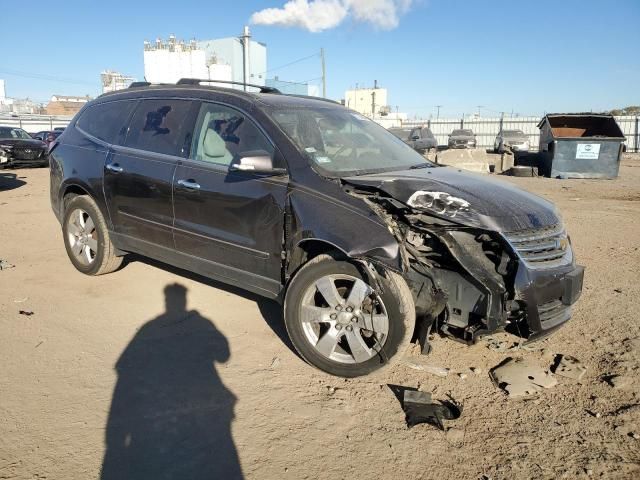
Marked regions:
[124,99,191,156]
[76,100,137,143]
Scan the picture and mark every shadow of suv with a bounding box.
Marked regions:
[50,79,584,377]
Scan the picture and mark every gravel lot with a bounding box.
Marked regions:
[1,155,639,479]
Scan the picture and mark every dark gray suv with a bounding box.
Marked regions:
[49,79,584,377]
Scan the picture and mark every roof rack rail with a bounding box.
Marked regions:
[129,81,152,88]
[176,78,281,94]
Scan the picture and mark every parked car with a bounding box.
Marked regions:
[49,80,584,377]
[494,129,530,153]
[388,126,438,153]
[0,126,49,168]
[448,129,476,149]
[33,130,62,147]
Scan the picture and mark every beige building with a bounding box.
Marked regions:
[46,95,92,116]
[344,87,389,118]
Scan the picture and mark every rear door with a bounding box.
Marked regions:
[104,98,194,249]
[172,101,288,296]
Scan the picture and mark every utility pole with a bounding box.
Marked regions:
[435,105,442,119]
[320,48,326,98]
[477,105,484,117]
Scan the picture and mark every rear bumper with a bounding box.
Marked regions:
[514,263,584,341]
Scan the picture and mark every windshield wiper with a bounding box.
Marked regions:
[409,163,432,169]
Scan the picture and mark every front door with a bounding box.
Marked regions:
[172,101,288,297]
[104,98,193,249]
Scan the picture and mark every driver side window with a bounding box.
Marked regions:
[190,103,273,167]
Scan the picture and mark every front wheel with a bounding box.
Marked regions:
[284,255,415,377]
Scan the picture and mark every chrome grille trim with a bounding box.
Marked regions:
[503,224,572,269]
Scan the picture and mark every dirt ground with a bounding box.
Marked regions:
[1,154,639,479]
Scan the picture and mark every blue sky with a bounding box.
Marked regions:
[1,0,638,118]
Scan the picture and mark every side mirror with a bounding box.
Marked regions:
[230,150,286,175]
[411,135,420,141]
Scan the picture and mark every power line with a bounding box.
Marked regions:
[0,68,96,86]
[254,52,319,76]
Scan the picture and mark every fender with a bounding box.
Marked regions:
[285,183,402,278]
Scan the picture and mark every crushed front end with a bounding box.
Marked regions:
[343,176,584,345]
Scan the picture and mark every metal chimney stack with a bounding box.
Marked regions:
[241,26,251,91]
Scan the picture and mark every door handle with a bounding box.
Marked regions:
[177,179,201,190]
[106,163,123,173]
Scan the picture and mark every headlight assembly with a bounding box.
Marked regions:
[407,190,471,218]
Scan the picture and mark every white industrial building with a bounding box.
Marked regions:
[197,27,267,87]
[101,70,136,93]
[143,27,265,89]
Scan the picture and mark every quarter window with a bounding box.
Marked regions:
[76,100,137,144]
[190,103,273,167]
[124,99,191,156]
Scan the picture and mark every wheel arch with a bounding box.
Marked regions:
[58,180,112,229]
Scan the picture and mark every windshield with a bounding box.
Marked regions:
[503,130,525,137]
[451,129,473,136]
[0,127,32,140]
[268,107,434,176]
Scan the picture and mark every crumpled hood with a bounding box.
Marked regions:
[343,166,560,232]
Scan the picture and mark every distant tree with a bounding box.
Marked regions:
[610,106,640,116]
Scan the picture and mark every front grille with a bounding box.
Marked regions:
[503,224,571,269]
[538,299,570,328]
[13,148,43,160]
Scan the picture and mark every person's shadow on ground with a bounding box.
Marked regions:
[100,283,243,479]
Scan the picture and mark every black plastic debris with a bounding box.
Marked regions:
[19,310,34,316]
[388,385,462,430]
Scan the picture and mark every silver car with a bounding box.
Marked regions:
[494,129,530,153]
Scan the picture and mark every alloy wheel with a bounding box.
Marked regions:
[300,274,389,364]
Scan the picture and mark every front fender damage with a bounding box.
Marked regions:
[341,183,516,345]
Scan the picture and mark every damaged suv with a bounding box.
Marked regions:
[49,80,584,377]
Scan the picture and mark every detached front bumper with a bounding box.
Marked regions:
[514,262,584,341]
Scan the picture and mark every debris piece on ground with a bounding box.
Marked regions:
[471,367,482,375]
[13,297,28,303]
[0,259,15,270]
[552,354,587,381]
[401,389,462,430]
[613,288,623,293]
[458,373,467,380]
[403,355,449,377]
[18,310,34,316]
[270,356,281,369]
[490,358,557,398]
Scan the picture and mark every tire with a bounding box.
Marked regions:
[62,195,123,275]
[284,254,415,377]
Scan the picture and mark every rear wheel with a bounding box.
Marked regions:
[284,255,415,377]
[62,195,123,275]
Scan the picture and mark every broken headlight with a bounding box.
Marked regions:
[407,190,471,219]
